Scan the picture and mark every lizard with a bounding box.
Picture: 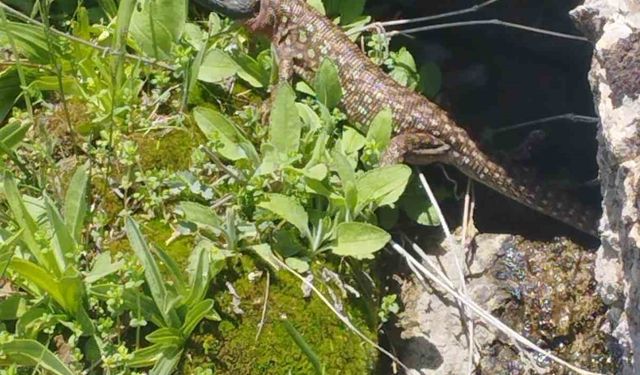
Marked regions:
[194,0,601,237]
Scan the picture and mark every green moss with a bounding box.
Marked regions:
[131,127,204,172]
[183,257,378,374]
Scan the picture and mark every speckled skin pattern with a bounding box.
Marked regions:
[245,0,599,235]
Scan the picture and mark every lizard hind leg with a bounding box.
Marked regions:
[381,132,451,166]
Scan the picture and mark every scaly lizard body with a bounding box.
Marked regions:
[197,0,600,236]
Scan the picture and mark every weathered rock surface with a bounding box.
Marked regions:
[396,234,614,374]
[570,1,640,373]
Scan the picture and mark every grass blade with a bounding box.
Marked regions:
[282,316,324,375]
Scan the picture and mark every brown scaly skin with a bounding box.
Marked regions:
[206,0,601,236]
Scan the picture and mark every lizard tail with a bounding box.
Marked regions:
[433,129,601,236]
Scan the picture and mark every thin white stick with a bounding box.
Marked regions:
[416,170,451,237]
[379,0,500,28]
[391,240,603,375]
[388,19,591,43]
[347,0,500,35]
[255,271,270,340]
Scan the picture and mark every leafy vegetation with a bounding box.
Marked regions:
[0,0,441,373]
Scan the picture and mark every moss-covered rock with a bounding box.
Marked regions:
[183,258,379,374]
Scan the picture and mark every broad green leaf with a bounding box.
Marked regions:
[45,196,72,272]
[399,176,441,226]
[367,108,393,151]
[339,0,366,25]
[1,172,47,268]
[0,229,21,274]
[259,194,309,239]
[333,222,390,259]
[0,122,28,151]
[9,259,66,310]
[150,347,183,375]
[301,164,328,180]
[341,127,366,155]
[64,161,90,244]
[177,201,221,232]
[181,299,214,336]
[233,52,270,88]
[356,165,411,211]
[146,327,184,348]
[125,217,181,329]
[0,22,51,63]
[193,106,258,162]
[313,59,343,109]
[296,103,322,130]
[129,0,187,59]
[251,243,281,271]
[270,83,302,157]
[198,49,239,83]
[390,48,419,89]
[285,257,310,273]
[0,69,23,123]
[0,339,75,375]
[0,295,27,320]
[84,252,124,284]
[333,150,357,213]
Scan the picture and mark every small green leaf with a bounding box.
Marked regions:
[399,176,441,226]
[129,0,186,59]
[333,222,390,259]
[64,161,90,244]
[367,108,393,151]
[193,106,258,162]
[177,201,221,232]
[356,165,411,211]
[84,252,125,284]
[259,194,309,239]
[270,83,302,157]
[313,59,343,109]
[233,52,270,88]
[285,257,310,273]
[198,49,239,83]
[341,127,366,155]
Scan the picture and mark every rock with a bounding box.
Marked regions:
[570,2,640,373]
[396,234,615,374]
